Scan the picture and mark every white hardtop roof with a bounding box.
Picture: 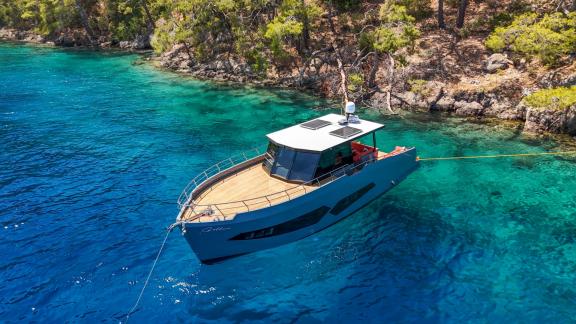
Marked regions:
[266,113,384,152]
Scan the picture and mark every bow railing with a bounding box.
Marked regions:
[179,156,379,222]
[177,147,265,209]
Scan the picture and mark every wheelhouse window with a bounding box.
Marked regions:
[289,151,321,182]
[265,141,321,182]
[273,147,296,178]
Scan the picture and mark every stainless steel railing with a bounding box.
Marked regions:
[177,147,265,209]
[179,155,380,222]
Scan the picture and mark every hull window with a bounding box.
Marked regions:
[230,206,330,240]
[330,183,375,215]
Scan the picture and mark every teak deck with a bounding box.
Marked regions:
[180,150,396,223]
[180,164,317,222]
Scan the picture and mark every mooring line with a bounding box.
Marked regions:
[417,151,576,161]
[125,222,180,323]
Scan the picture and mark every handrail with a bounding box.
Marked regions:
[177,146,265,208]
[179,149,406,222]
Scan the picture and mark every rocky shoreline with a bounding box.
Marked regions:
[3,27,575,139]
[155,43,576,138]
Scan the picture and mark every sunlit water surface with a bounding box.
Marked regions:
[1,43,576,323]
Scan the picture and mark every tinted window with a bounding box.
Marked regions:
[288,151,320,182]
[264,142,279,171]
[230,206,330,240]
[330,183,375,215]
[272,147,295,178]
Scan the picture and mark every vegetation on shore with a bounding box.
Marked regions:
[1,0,576,134]
[525,86,576,110]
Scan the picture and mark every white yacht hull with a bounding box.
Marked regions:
[179,148,419,264]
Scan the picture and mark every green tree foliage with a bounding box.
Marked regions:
[361,2,420,56]
[263,0,321,59]
[486,13,576,65]
[524,86,576,110]
[0,0,155,40]
[151,0,273,61]
[394,0,432,21]
[347,72,364,91]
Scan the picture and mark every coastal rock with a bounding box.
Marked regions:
[54,34,76,47]
[394,91,428,110]
[488,101,527,120]
[24,33,44,43]
[159,43,194,70]
[539,71,576,88]
[454,101,484,116]
[524,105,576,135]
[486,53,512,73]
[132,34,150,50]
[433,96,455,112]
[119,40,131,49]
[0,28,15,39]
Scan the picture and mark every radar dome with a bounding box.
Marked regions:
[345,101,356,114]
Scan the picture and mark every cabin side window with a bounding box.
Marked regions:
[264,142,279,171]
[314,142,353,178]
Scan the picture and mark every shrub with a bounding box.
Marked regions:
[408,79,428,95]
[392,0,432,20]
[485,12,576,65]
[524,86,576,110]
[348,73,364,91]
[364,3,420,55]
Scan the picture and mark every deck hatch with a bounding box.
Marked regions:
[300,119,332,130]
[329,126,362,139]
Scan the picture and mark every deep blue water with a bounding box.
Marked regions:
[1,43,576,323]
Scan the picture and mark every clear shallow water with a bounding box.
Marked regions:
[1,43,576,323]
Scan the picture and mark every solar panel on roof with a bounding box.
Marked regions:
[300,119,331,130]
[329,126,362,139]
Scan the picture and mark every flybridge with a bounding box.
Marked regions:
[266,113,385,152]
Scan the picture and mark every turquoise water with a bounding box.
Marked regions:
[1,43,576,323]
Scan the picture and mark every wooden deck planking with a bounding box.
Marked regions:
[181,164,316,222]
[180,148,405,223]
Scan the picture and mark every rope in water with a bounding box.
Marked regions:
[125,222,180,323]
[417,151,576,161]
[122,149,576,321]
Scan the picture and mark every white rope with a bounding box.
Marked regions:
[125,223,180,323]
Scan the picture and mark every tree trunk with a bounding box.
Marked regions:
[573,0,576,11]
[35,0,40,26]
[385,53,395,114]
[456,0,468,29]
[438,0,445,29]
[140,0,155,35]
[300,0,310,52]
[74,0,96,45]
[367,53,379,89]
[326,3,349,112]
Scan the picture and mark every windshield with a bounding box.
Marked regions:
[265,142,321,182]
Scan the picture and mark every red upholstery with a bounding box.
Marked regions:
[351,142,378,162]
